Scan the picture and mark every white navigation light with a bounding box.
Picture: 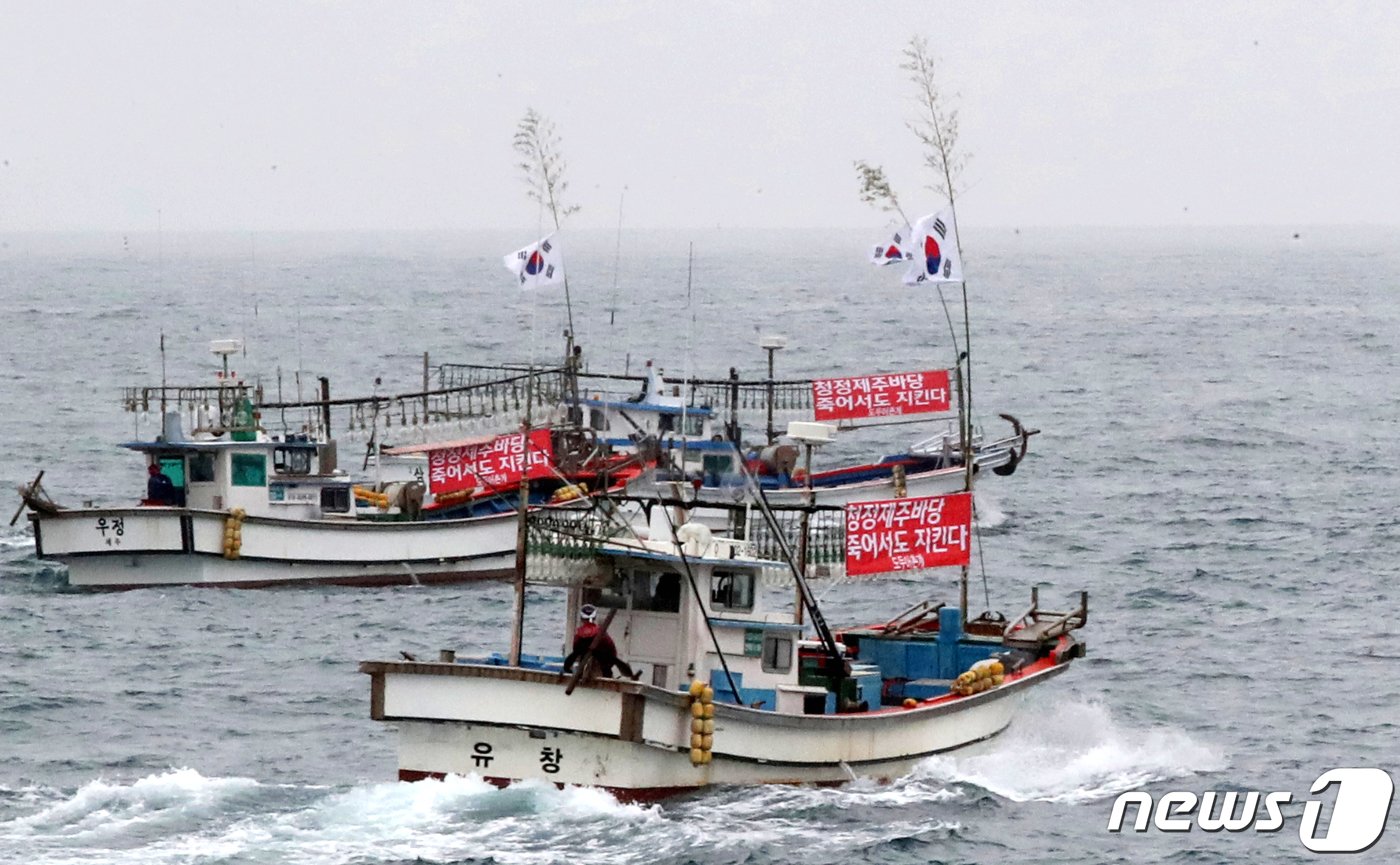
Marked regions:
[786,421,836,445]
[759,335,788,351]
[209,338,243,357]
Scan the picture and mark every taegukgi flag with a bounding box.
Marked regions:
[902,207,963,286]
[869,224,912,266]
[502,234,564,288]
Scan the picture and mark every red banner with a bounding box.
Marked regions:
[844,492,971,576]
[426,429,554,495]
[811,370,951,422]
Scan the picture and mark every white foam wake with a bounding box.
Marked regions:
[974,491,1008,530]
[3,768,261,840]
[915,698,1227,804]
[1,771,664,865]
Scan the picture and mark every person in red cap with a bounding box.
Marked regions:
[562,604,640,680]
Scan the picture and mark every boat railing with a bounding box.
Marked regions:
[444,363,817,425]
[1001,588,1090,649]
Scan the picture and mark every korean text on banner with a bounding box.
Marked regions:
[812,370,951,422]
[845,492,972,576]
[426,429,554,495]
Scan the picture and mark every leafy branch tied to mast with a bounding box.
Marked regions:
[514,108,581,337]
[902,35,967,204]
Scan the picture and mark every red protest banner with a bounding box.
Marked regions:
[426,429,554,495]
[844,492,972,576]
[811,369,951,422]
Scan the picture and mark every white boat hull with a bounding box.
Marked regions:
[33,506,520,589]
[362,658,1067,799]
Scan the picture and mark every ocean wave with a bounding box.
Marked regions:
[914,698,1227,804]
[1,767,262,840]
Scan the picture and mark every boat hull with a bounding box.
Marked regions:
[32,506,519,589]
[362,657,1066,797]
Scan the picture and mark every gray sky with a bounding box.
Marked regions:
[2,1,1397,231]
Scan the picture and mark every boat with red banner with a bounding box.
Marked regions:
[15,344,636,589]
[358,461,1087,798]
[436,356,1037,509]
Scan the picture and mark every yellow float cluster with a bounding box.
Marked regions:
[222,508,246,560]
[353,486,389,509]
[950,658,1005,696]
[687,679,715,766]
[549,482,589,504]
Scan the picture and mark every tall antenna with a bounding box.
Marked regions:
[679,242,695,471]
[607,187,626,326]
[159,331,167,418]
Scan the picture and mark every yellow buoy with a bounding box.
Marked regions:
[700,750,712,764]
[691,718,705,734]
[701,704,714,719]
[701,734,713,750]
[688,679,706,698]
[903,697,918,709]
[690,747,704,765]
[691,733,704,749]
[700,686,714,704]
[701,719,714,735]
[690,702,704,718]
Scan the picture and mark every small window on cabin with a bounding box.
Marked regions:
[762,634,793,673]
[651,572,682,613]
[230,454,267,487]
[683,414,705,437]
[274,447,313,475]
[189,453,216,483]
[321,485,351,512]
[710,569,754,612]
[157,456,186,487]
[658,413,675,433]
[589,408,609,431]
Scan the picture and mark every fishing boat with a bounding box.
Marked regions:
[15,343,626,590]
[440,355,1037,509]
[358,434,1087,798]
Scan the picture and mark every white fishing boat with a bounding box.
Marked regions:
[16,344,616,590]
[359,462,1087,799]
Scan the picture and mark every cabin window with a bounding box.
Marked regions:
[650,572,682,612]
[274,447,313,475]
[585,568,683,613]
[658,413,675,433]
[231,454,267,487]
[710,569,754,612]
[189,453,216,483]
[762,634,793,673]
[321,485,351,513]
[683,413,705,437]
[589,408,609,431]
[157,456,186,487]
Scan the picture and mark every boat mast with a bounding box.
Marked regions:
[508,367,535,667]
[956,357,971,627]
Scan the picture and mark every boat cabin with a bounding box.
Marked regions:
[127,411,353,521]
[565,507,842,715]
[579,362,726,464]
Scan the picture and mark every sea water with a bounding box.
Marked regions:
[1,226,1397,863]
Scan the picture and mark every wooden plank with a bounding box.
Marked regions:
[618,692,646,743]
